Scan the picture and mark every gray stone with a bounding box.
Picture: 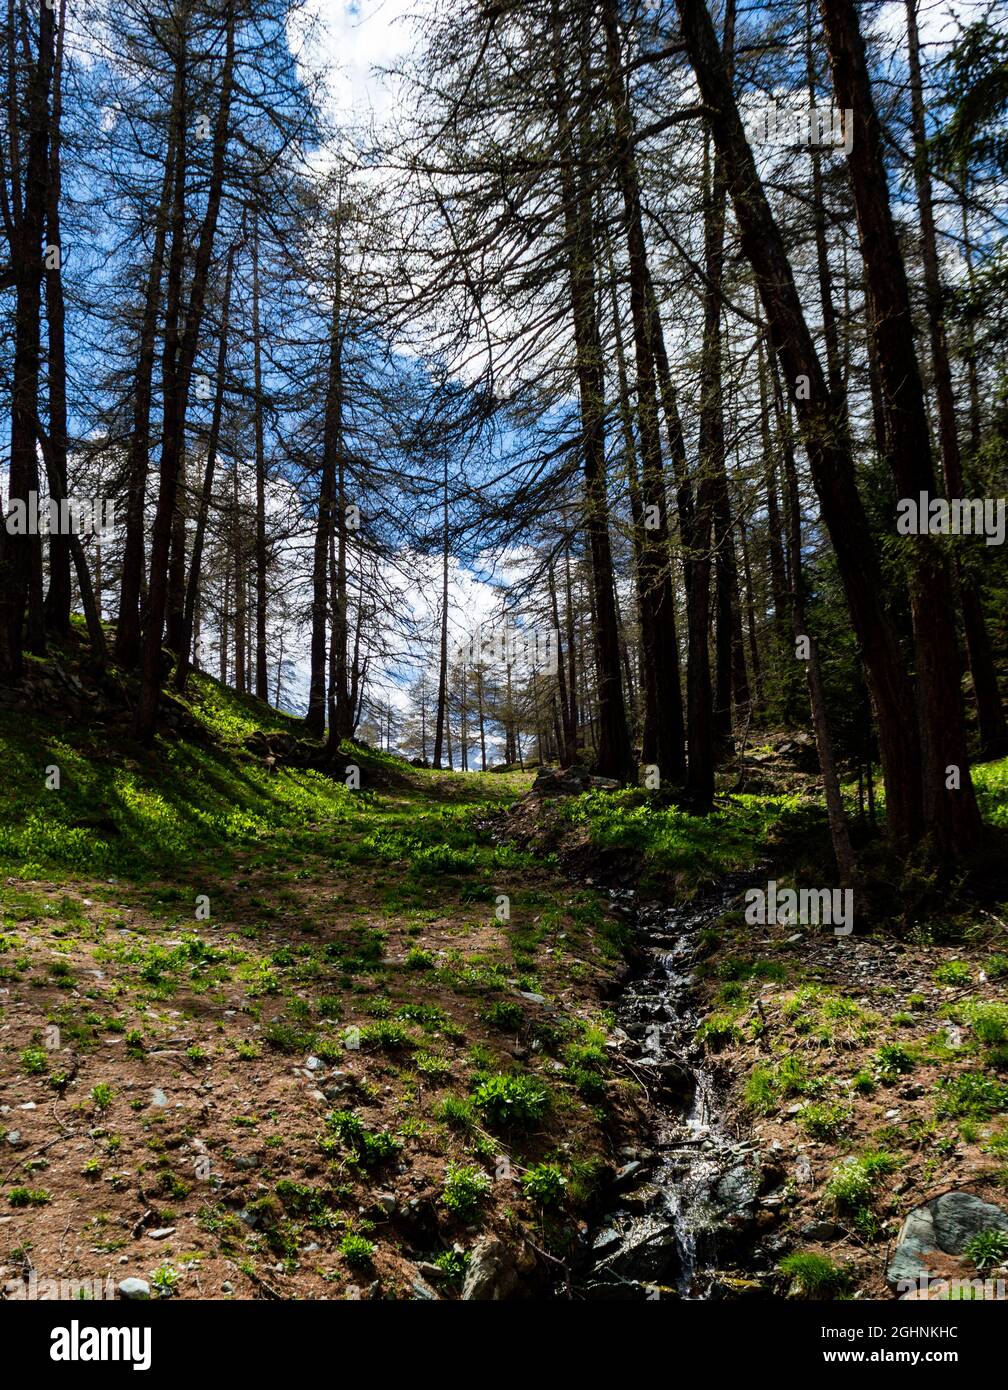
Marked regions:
[794,1155,814,1186]
[150,1088,168,1107]
[591,1227,622,1256]
[801,1220,844,1241]
[613,1160,644,1188]
[600,1216,680,1280]
[714,1162,760,1216]
[461,1236,534,1300]
[118,1278,151,1300]
[887,1192,1008,1289]
[148,1226,176,1240]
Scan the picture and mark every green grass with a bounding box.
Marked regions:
[559,788,810,885]
[779,1252,852,1298]
[824,1151,900,1240]
[973,757,1008,829]
[935,1071,1008,1119]
[0,670,528,883]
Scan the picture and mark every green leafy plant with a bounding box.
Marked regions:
[874,1044,915,1081]
[442,1162,491,1218]
[19,1047,48,1075]
[151,1264,181,1297]
[694,1013,742,1050]
[90,1083,114,1111]
[935,1071,1008,1119]
[798,1102,850,1143]
[824,1151,899,1240]
[521,1162,566,1208]
[963,1228,1008,1271]
[472,1073,549,1130]
[933,960,972,987]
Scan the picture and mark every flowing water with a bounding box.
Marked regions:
[568,878,764,1300]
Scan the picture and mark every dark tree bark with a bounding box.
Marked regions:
[432,447,449,769]
[547,556,576,762]
[684,133,724,812]
[551,0,633,781]
[1,0,55,678]
[903,0,1006,758]
[233,460,246,695]
[820,0,982,857]
[778,390,858,886]
[115,101,178,669]
[600,0,685,780]
[674,0,923,848]
[174,238,238,693]
[42,0,70,635]
[252,211,268,701]
[135,0,236,740]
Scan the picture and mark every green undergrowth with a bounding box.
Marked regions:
[560,787,814,887]
[0,669,525,881]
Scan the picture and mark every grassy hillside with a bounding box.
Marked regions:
[2,644,1007,1301]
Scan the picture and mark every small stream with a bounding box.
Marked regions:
[567,878,766,1300]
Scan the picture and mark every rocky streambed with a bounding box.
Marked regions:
[567,879,774,1300]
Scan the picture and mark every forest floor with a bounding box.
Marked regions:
[0,632,645,1300]
[1,626,1007,1301]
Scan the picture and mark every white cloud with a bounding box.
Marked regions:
[290,0,430,128]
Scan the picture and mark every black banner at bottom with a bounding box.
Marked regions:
[0,1295,997,1378]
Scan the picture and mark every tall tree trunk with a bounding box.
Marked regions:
[820,0,982,858]
[233,462,245,695]
[174,238,237,692]
[135,0,236,740]
[115,97,178,668]
[166,453,187,651]
[780,392,858,886]
[904,0,1006,758]
[675,0,923,847]
[564,544,578,754]
[1,0,55,678]
[42,0,70,635]
[252,211,268,701]
[685,132,725,811]
[219,566,229,683]
[548,557,575,762]
[328,212,352,749]
[551,0,632,780]
[600,0,685,779]
[305,291,339,737]
[477,665,487,770]
[432,448,449,769]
